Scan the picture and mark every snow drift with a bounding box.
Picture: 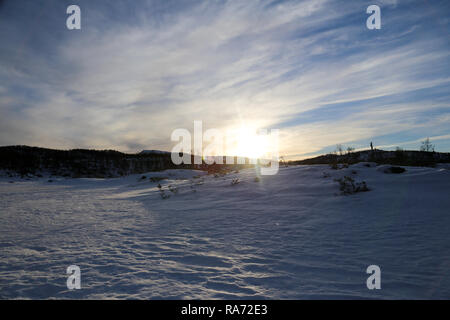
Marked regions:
[0,163,449,299]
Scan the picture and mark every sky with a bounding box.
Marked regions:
[0,0,449,159]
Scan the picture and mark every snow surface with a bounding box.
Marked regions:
[0,164,449,299]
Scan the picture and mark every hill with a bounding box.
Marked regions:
[0,146,254,178]
[289,149,450,167]
[0,145,180,178]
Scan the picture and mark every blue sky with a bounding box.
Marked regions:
[0,0,449,159]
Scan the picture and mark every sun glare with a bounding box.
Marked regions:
[232,127,270,159]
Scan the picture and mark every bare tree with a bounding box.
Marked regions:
[420,138,435,152]
[335,144,344,156]
[279,156,288,168]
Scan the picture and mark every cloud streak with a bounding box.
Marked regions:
[0,0,449,157]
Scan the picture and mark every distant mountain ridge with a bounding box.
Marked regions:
[0,146,253,178]
[2,145,449,178]
[139,150,171,155]
[289,149,450,167]
[0,145,180,178]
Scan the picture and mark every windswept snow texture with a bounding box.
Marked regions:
[1,164,450,299]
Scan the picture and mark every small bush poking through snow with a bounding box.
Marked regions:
[330,163,349,170]
[156,185,171,199]
[159,190,170,199]
[194,178,204,186]
[384,166,406,174]
[231,178,240,185]
[150,177,167,183]
[335,176,369,195]
[168,185,178,194]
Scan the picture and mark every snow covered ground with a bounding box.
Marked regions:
[0,163,449,299]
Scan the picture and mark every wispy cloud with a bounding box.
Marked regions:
[0,0,449,157]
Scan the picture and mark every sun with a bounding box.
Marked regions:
[230,127,270,159]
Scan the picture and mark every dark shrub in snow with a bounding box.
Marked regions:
[159,191,170,199]
[150,177,166,182]
[168,185,178,194]
[385,166,406,174]
[330,163,349,170]
[335,176,369,195]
